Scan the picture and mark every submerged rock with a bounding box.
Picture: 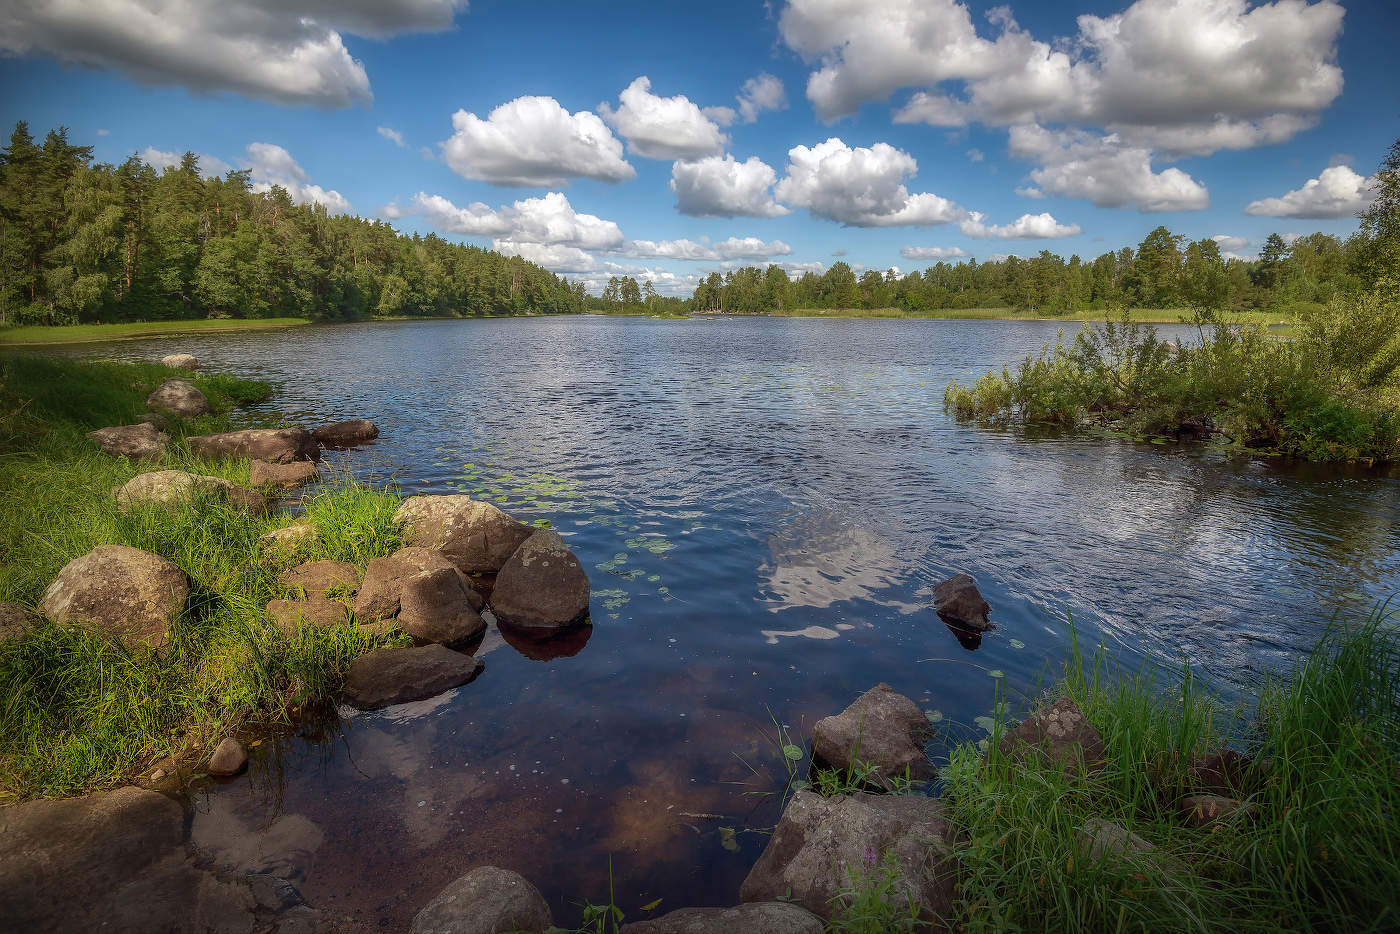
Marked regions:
[208,738,248,777]
[146,378,210,417]
[161,353,200,370]
[188,427,318,464]
[489,529,590,631]
[933,572,993,632]
[409,865,553,934]
[279,560,359,597]
[87,423,168,459]
[115,469,268,515]
[740,789,957,924]
[811,683,935,787]
[342,644,484,710]
[397,566,487,649]
[354,547,484,621]
[394,495,532,574]
[249,459,319,489]
[621,903,824,934]
[40,545,188,649]
[312,419,379,447]
[997,696,1106,776]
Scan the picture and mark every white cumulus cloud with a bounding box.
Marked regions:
[599,76,728,160]
[140,146,233,178]
[959,211,1082,239]
[1212,234,1250,252]
[1010,125,1209,212]
[0,0,468,107]
[671,154,790,218]
[1244,165,1378,219]
[623,237,792,262]
[391,191,625,250]
[737,73,787,123]
[440,96,634,187]
[245,142,351,213]
[775,137,963,227]
[900,245,969,260]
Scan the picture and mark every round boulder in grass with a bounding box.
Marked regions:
[40,545,189,648]
[87,423,168,459]
[115,470,268,516]
[160,353,199,370]
[279,560,359,597]
[146,378,211,417]
[342,644,484,710]
[0,602,40,641]
[490,529,590,631]
[312,419,379,447]
[394,495,532,574]
[187,428,319,464]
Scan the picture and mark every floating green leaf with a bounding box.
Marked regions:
[782,744,803,760]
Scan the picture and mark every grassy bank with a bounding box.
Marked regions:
[766,307,1294,325]
[0,355,405,797]
[0,317,312,345]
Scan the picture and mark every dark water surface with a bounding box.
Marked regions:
[65,316,1400,928]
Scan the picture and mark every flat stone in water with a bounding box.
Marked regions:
[342,644,484,710]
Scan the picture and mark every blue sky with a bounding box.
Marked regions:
[2,0,1397,294]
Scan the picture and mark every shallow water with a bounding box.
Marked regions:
[62,316,1400,928]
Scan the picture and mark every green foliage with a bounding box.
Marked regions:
[943,614,1400,934]
[828,849,924,933]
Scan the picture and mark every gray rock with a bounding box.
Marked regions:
[812,683,935,787]
[489,529,590,631]
[40,545,189,649]
[146,378,211,417]
[342,644,484,710]
[933,572,992,632]
[260,523,318,552]
[1079,818,1156,861]
[312,419,379,447]
[409,865,553,934]
[161,353,200,370]
[997,696,1105,776]
[621,903,824,934]
[88,423,168,459]
[739,789,957,924]
[398,567,487,648]
[208,738,248,777]
[249,459,320,489]
[279,560,359,597]
[266,596,349,632]
[115,470,269,515]
[354,547,484,622]
[0,601,40,640]
[394,495,532,574]
[188,428,318,464]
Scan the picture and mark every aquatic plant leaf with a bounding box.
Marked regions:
[782,744,803,760]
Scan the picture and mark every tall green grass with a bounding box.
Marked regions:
[944,611,1400,933]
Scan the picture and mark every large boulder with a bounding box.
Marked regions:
[161,353,200,370]
[397,567,487,648]
[40,545,188,648]
[489,529,590,631]
[621,903,824,934]
[249,459,319,490]
[188,428,318,464]
[279,560,359,597]
[997,696,1105,776]
[740,789,957,925]
[409,866,553,934]
[312,419,379,447]
[0,601,40,640]
[88,423,168,459]
[342,644,484,710]
[115,470,269,515]
[146,378,211,417]
[394,495,532,574]
[812,683,935,787]
[933,572,992,632]
[354,547,484,621]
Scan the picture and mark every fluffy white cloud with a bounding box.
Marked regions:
[377,126,405,147]
[1010,125,1209,212]
[599,76,728,160]
[671,154,790,218]
[775,138,963,227]
[738,73,787,123]
[966,148,984,163]
[140,146,233,178]
[0,0,467,107]
[1212,234,1249,252]
[245,142,351,213]
[959,211,1081,239]
[391,191,625,250]
[624,237,792,262]
[900,245,969,260]
[440,96,634,187]
[1244,165,1378,219]
[781,0,1343,157]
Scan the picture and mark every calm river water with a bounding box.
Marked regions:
[65,315,1400,928]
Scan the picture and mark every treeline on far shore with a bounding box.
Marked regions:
[0,122,586,327]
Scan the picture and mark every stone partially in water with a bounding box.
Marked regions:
[146,378,210,417]
[409,865,553,934]
[490,529,590,631]
[161,353,200,370]
[621,902,824,933]
[40,545,188,649]
[188,427,319,464]
[997,696,1106,776]
[342,644,484,710]
[355,547,484,621]
[87,423,168,459]
[250,459,320,489]
[208,738,248,777]
[397,567,487,649]
[811,683,936,787]
[312,419,379,447]
[933,572,992,632]
[394,495,532,574]
[497,618,593,661]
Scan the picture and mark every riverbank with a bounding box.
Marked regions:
[0,317,312,345]
[764,306,1295,325]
